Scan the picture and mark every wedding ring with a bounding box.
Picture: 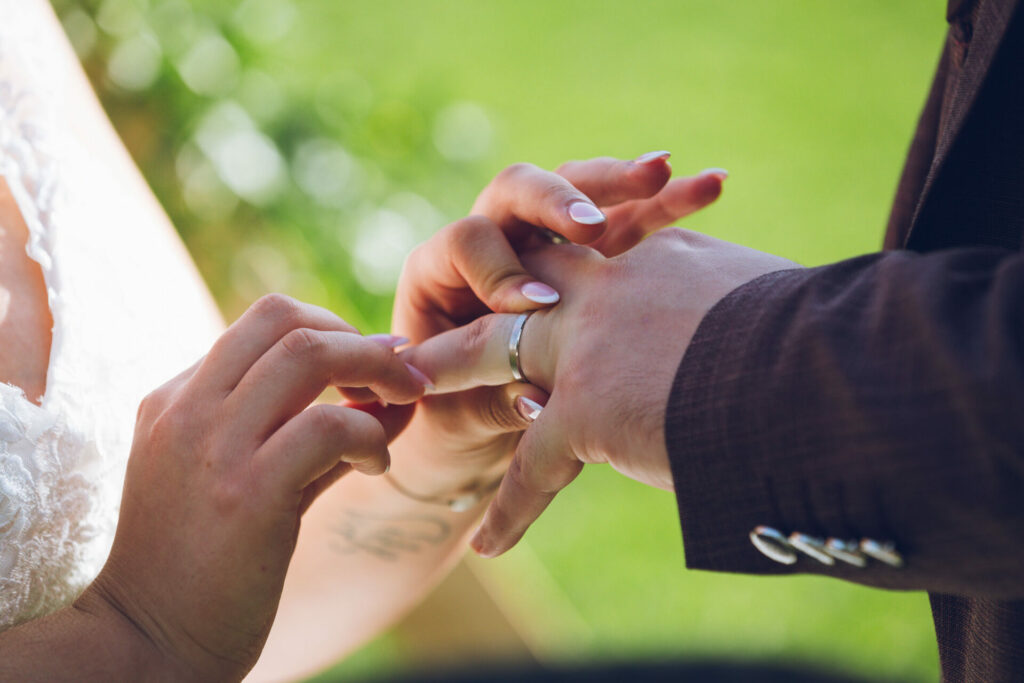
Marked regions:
[539,227,570,245]
[508,312,532,383]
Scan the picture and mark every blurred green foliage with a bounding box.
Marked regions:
[54,0,492,331]
[50,1,948,681]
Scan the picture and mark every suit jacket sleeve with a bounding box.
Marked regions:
[666,246,1024,598]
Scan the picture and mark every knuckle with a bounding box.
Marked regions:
[495,162,536,185]
[551,357,593,411]
[444,216,496,256]
[458,315,497,364]
[280,327,327,362]
[308,404,349,438]
[505,454,538,495]
[397,241,430,289]
[251,292,302,325]
[364,340,399,377]
[487,496,518,535]
[450,214,493,238]
[146,404,189,447]
[135,389,162,424]
[645,226,695,247]
[211,479,245,516]
[438,219,464,246]
[404,239,429,268]
[553,159,580,175]
[540,181,579,208]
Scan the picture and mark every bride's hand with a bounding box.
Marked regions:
[472,152,727,259]
[349,154,727,502]
[78,295,428,680]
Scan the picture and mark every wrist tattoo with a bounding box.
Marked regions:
[330,510,452,561]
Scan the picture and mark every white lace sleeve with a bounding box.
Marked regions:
[0,1,222,629]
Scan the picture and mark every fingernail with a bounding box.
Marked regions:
[516,396,544,422]
[635,150,671,164]
[378,398,389,408]
[367,334,410,348]
[521,282,559,305]
[384,461,390,474]
[568,201,606,225]
[699,167,729,179]
[405,363,435,391]
[470,527,491,556]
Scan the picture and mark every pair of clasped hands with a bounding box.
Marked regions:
[86,153,796,678]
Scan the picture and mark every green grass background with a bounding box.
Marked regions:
[55,1,948,680]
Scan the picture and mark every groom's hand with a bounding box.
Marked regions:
[343,153,730,504]
[400,230,799,557]
[345,153,727,427]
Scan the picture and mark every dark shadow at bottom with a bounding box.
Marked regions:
[366,659,907,683]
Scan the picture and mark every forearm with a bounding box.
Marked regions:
[248,421,502,682]
[0,589,169,680]
[670,247,1024,596]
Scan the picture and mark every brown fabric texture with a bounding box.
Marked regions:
[666,1,1024,681]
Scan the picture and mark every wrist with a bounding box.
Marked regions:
[384,461,506,512]
[71,585,184,679]
[75,575,217,681]
[387,425,512,506]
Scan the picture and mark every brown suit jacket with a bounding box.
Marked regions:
[666,0,1024,680]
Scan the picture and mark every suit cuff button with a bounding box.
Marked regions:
[788,533,835,565]
[749,526,798,564]
[860,539,904,568]
[824,538,867,567]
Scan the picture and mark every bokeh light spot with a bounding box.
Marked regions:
[351,209,416,295]
[195,102,285,205]
[106,33,162,92]
[60,7,99,58]
[292,139,362,208]
[233,0,297,45]
[177,32,241,96]
[433,101,493,162]
[95,0,146,38]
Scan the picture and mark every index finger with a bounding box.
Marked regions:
[470,397,582,557]
[194,293,359,394]
[228,330,428,442]
[473,162,608,244]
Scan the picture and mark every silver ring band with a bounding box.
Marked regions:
[508,312,531,383]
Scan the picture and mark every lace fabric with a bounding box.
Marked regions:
[0,2,222,629]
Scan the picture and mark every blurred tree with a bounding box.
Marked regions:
[52,0,492,331]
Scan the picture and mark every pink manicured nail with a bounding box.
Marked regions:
[516,396,544,422]
[699,167,729,179]
[568,201,606,225]
[635,150,671,164]
[367,334,410,348]
[521,282,559,305]
[405,363,435,391]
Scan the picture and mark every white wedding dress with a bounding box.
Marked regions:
[0,2,222,629]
